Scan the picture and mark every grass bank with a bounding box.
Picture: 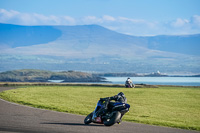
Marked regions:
[0,86,199,130]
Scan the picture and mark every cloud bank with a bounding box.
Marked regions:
[0,9,200,36]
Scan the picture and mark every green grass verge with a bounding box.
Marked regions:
[0,86,199,130]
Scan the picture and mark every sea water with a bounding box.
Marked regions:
[104,77,200,86]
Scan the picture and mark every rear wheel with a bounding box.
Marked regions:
[103,111,121,126]
[84,112,93,124]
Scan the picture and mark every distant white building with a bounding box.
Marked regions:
[157,71,160,74]
[151,70,161,75]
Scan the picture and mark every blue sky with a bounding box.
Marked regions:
[0,0,200,36]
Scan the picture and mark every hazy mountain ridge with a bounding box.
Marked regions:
[147,34,200,56]
[0,23,200,73]
[0,23,62,48]
[1,23,199,56]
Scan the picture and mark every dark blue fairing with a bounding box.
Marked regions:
[114,102,123,106]
[112,102,130,113]
[94,100,104,113]
[125,103,130,108]
[97,100,103,107]
[114,103,130,109]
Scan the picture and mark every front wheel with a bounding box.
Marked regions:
[84,112,93,124]
[103,111,121,126]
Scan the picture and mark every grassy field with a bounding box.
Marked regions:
[0,86,199,130]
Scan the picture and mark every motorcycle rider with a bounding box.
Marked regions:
[92,92,127,122]
[125,77,134,88]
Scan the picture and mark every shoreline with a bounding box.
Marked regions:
[0,82,199,88]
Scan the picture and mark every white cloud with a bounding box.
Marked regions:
[0,9,76,25]
[82,16,102,24]
[63,16,76,24]
[0,8,200,36]
[171,18,189,28]
[0,9,19,19]
[118,17,145,23]
[165,15,200,35]
[102,15,116,21]
[191,15,200,27]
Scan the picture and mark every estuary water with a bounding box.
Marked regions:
[104,77,200,86]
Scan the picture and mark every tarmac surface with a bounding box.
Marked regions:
[0,87,199,133]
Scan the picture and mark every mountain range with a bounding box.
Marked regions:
[0,23,200,74]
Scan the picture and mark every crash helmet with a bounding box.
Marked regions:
[117,92,127,103]
[118,92,125,98]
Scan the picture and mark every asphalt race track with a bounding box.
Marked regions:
[0,87,198,133]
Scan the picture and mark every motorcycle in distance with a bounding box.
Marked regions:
[125,81,135,88]
[84,98,130,126]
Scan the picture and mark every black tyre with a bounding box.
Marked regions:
[84,112,93,124]
[103,111,121,126]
